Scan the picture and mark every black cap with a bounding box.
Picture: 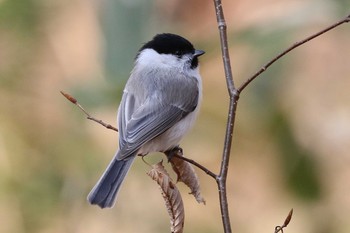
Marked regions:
[140,33,196,56]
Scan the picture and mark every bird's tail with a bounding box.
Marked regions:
[87,152,136,208]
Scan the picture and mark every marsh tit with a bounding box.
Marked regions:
[88,33,205,208]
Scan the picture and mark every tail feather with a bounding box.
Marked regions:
[88,152,136,208]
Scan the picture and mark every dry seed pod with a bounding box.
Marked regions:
[148,161,185,233]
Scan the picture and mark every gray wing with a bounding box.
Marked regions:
[117,74,199,160]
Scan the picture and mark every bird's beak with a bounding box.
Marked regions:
[194,49,205,57]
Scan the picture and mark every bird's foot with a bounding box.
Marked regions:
[164,146,183,162]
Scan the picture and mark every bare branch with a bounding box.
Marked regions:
[86,116,118,132]
[238,14,350,93]
[210,5,350,233]
[213,0,235,95]
[213,1,238,233]
[60,91,118,132]
[169,149,217,180]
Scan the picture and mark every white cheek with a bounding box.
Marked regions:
[137,49,181,69]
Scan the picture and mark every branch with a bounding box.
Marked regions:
[212,4,350,233]
[213,0,235,94]
[213,1,239,233]
[60,91,118,132]
[238,13,350,93]
[172,152,217,180]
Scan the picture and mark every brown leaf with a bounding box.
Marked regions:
[283,208,293,227]
[60,91,77,104]
[170,152,206,205]
[147,161,185,233]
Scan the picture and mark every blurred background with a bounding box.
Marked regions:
[1,0,350,232]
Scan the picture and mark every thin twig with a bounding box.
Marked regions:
[60,91,118,132]
[238,14,350,93]
[213,1,238,233]
[213,1,235,95]
[212,3,349,233]
[172,153,217,180]
[86,116,118,131]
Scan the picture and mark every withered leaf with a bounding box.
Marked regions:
[283,208,293,227]
[170,152,206,204]
[147,161,185,233]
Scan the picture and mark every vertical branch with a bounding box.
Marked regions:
[211,4,349,232]
[213,0,235,95]
[205,7,348,233]
[217,97,238,233]
[213,1,239,233]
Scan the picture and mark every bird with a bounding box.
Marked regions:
[87,33,205,208]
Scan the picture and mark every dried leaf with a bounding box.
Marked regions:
[283,208,293,227]
[60,91,77,104]
[170,152,206,204]
[148,161,185,233]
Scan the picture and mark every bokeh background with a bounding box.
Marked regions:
[1,0,350,232]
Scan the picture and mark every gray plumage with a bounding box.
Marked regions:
[87,33,204,208]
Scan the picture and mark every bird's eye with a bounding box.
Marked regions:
[174,51,181,57]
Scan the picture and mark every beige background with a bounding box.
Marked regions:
[1,0,350,232]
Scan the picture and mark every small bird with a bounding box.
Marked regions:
[88,33,205,208]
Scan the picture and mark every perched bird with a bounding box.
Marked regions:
[88,33,205,208]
